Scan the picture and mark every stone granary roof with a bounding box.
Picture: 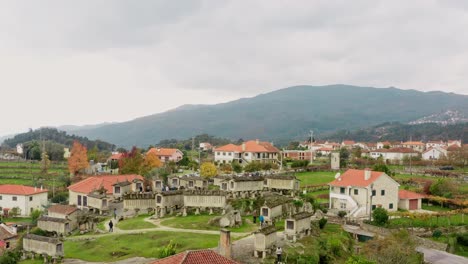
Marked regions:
[184,190,227,196]
[151,249,239,264]
[290,212,313,220]
[23,234,62,244]
[47,205,78,216]
[158,190,183,196]
[263,195,292,208]
[112,181,132,187]
[256,225,277,235]
[0,225,16,240]
[231,176,264,182]
[265,174,297,180]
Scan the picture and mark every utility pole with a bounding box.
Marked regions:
[309,130,314,165]
[409,135,413,175]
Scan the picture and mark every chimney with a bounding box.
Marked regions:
[255,139,259,144]
[218,229,232,259]
[40,185,43,191]
[34,186,37,192]
[364,168,371,181]
[242,143,246,151]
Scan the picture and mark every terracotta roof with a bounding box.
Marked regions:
[214,140,279,153]
[318,147,333,151]
[379,141,391,145]
[402,141,425,146]
[0,225,16,240]
[147,148,180,157]
[151,250,239,264]
[372,147,418,153]
[0,185,48,195]
[399,190,425,199]
[47,205,78,215]
[109,153,123,160]
[342,140,355,145]
[329,169,385,187]
[68,175,143,194]
[447,145,461,151]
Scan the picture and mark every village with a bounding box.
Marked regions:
[0,137,466,264]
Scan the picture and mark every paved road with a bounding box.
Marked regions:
[416,246,468,264]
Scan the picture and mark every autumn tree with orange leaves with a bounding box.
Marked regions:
[68,140,89,175]
[120,147,163,175]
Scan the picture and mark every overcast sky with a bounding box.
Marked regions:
[1,0,468,136]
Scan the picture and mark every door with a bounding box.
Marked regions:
[409,199,418,210]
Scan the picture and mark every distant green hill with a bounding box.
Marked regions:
[60,85,468,147]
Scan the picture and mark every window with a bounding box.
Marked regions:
[12,196,17,201]
[83,196,88,206]
[340,187,345,194]
[244,153,249,156]
[340,202,347,209]
[372,205,376,210]
[0,195,2,200]
[156,196,162,203]
[264,180,268,185]
[223,152,226,156]
[286,220,294,230]
[381,190,385,196]
[222,183,227,190]
[389,203,393,209]
[172,179,178,185]
[228,152,232,156]
[78,195,82,206]
[354,189,358,195]
[29,196,33,201]
[230,182,234,189]
[262,208,269,217]
[216,152,220,155]
[156,181,162,188]
[115,186,121,194]
[372,190,376,196]
[189,181,194,187]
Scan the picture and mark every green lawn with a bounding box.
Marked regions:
[117,214,157,230]
[421,204,452,212]
[64,231,219,262]
[1,217,33,224]
[18,260,43,264]
[296,171,337,186]
[160,214,258,233]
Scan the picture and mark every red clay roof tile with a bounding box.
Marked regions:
[151,250,239,264]
[67,175,143,194]
[329,169,384,187]
[0,185,48,195]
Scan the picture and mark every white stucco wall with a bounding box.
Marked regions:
[0,192,48,216]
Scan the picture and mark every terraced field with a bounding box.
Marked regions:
[0,160,69,189]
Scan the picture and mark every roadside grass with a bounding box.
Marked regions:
[421,204,452,212]
[117,214,157,230]
[160,214,258,233]
[64,231,219,262]
[18,259,44,264]
[388,213,466,228]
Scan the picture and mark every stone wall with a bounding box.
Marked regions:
[23,234,63,257]
[124,199,156,210]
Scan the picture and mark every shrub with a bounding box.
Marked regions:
[372,208,389,226]
[430,179,456,197]
[432,229,442,238]
[345,255,376,264]
[51,192,68,203]
[456,233,468,246]
[319,218,327,229]
[157,240,177,258]
[31,209,42,224]
[338,211,347,218]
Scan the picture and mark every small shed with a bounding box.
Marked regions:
[113,181,132,198]
[260,196,292,222]
[179,176,208,189]
[284,212,313,242]
[0,224,17,250]
[227,176,264,192]
[168,176,180,189]
[254,225,277,258]
[155,190,184,217]
[398,190,425,210]
[23,234,64,257]
[37,216,72,235]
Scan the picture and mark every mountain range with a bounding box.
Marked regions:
[58,85,468,148]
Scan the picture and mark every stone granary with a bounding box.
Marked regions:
[254,225,278,259]
[260,195,293,223]
[152,177,165,191]
[284,212,313,242]
[23,234,64,259]
[123,192,156,214]
[213,175,232,187]
[112,181,132,199]
[0,223,17,250]
[155,190,184,217]
[37,205,79,235]
[179,176,208,189]
[168,175,181,189]
[183,190,227,216]
[264,174,300,193]
[220,176,264,198]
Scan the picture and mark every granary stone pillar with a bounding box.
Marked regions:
[154,208,159,218]
[218,229,232,259]
[160,207,166,218]
[209,208,214,215]
[195,207,200,215]
[222,208,226,215]
[183,207,187,217]
[169,207,174,215]
[43,254,47,263]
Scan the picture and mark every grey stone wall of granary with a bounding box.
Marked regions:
[183,190,227,208]
[124,198,156,210]
[23,234,63,257]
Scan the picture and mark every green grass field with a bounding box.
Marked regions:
[1,217,33,224]
[160,214,258,233]
[296,171,337,186]
[388,213,466,228]
[117,214,157,230]
[64,231,219,262]
[0,160,68,189]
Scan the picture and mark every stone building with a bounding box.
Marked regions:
[183,190,227,216]
[123,192,156,214]
[224,176,264,193]
[254,225,277,259]
[155,191,184,217]
[37,205,79,235]
[112,181,132,198]
[284,212,313,242]
[168,176,181,189]
[331,152,340,170]
[179,176,208,190]
[0,224,17,250]
[213,175,232,188]
[23,234,64,258]
[264,174,300,192]
[260,195,293,223]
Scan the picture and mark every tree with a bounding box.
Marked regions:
[68,140,89,175]
[429,178,456,198]
[244,161,263,172]
[40,152,50,174]
[143,151,162,174]
[120,147,145,175]
[339,148,350,168]
[372,164,391,175]
[200,162,217,178]
[232,161,242,173]
[372,208,389,226]
[220,163,232,173]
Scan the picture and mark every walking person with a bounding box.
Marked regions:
[113,208,117,219]
[253,210,257,224]
[108,220,114,232]
[259,214,264,228]
[276,246,282,263]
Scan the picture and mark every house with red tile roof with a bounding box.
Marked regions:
[368,147,419,163]
[398,190,425,210]
[341,140,356,149]
[401,141,426,153]
[0,185,48,217]
[329,169,399,218]
[147,148,183,163]
[37,205,80,235]
[214,140,280,165]
[67,174,143,211]
[151,249,239,264]
[317,147,333,156]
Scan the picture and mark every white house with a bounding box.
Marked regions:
[425,141,446,150]
[214,140,280,165]
[448,140,462,147]
[199,142,213,151]
[401,141,425,153]
[0,185,48,216]
[368,147,419,162]
[16,144,23,155]
[422,147,447,160]
[329,169,400,218]
[147,148,183,163]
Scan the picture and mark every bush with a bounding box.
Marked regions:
[31,209,42,224]
[372,208,389,226]
[319,218,328,229]
[432,229,442,238]
[291,160,309,168]
[51,192,68,203]
[157,240,177,258]
[346,255,376,264]
[430,179,456,197]
[338,211,347,218]
[456,233,468,246]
